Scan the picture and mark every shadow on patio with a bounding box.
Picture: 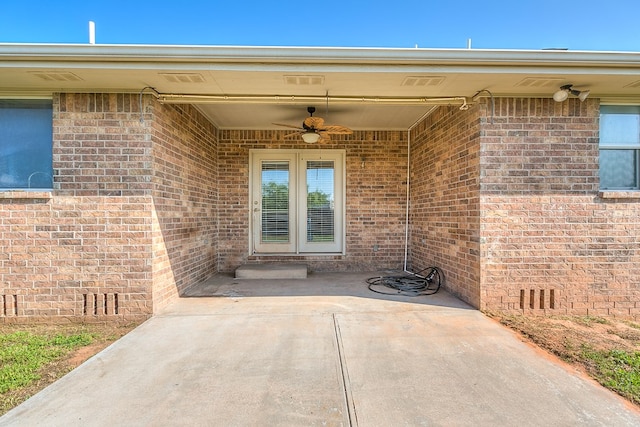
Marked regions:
[176,270,474,313]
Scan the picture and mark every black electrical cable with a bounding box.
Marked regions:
[367,267,443,297]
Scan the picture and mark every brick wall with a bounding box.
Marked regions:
[4,92,639,321]
[1,94,154,322]
[0,94,219,322]
[149,100,218,309]
[217,130,408,272]
[408,106,482,307]
[479,98,640,319]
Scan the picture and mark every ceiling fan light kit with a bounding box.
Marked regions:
[301,132,321,143]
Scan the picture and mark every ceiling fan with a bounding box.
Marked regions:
[273,106,353,143]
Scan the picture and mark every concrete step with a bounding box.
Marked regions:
[235,263,308,279]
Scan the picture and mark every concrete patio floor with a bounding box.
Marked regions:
[2,271,640,426]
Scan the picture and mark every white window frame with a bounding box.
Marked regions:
[0,99,54,191]
[599,105,640,190]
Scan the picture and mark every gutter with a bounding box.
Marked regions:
[1,43,640,69]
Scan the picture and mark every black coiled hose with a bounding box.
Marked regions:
[367,267,443,297]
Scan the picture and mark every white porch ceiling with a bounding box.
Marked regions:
[1,44,640,130]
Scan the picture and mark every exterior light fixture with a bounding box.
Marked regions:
[577,89,591,102]
[553,84,590,102]
[301,131,320,143]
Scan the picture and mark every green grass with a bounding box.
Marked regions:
[624,320,640,330]
[581,346,640,404]
[0,330,93,394]
[0,323,140,416]
[571,316,611,327]
[488,313,640,406]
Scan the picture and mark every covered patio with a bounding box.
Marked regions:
[1,44,640,321]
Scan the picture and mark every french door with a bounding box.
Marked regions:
[250,150,345,254]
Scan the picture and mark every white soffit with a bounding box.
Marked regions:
[1,44,640,129]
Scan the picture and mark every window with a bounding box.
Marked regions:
[599,106,640,190]
[0,99,53,190]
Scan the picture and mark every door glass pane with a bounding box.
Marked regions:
[306,161,334,243]
[600,149,638,189]
[261,161,289,243]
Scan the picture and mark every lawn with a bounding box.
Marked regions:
[489,313,640,406]
[0,323,139,415]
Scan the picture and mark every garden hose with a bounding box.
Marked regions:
[367,266,443,297]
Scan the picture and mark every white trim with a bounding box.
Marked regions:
[599,191,640,199]
[599,97,640,105]
[250,151,298,254]
[298,150,345,254]
[2,44,640,67]
[249,149,346,256]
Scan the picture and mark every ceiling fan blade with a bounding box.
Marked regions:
[304,116,325,129]
[318,132,332,142]
[319,125,353,134]
[273,122,304,130]
[284,131,302,138]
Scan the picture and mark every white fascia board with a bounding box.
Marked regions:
[1,43,640,69]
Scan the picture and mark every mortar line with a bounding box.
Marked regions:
[333,313,358,427]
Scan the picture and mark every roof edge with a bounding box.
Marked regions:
[1,43,640,67]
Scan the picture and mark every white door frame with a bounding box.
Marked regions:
[249,149,345,255]
[250,151,297,254]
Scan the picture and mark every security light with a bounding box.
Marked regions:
[553,84,590,102]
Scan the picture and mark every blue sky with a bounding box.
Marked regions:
[1,1,639,51]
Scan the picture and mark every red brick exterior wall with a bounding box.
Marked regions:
[408,98,640,319]
[0,94,218,322]
[1,94,154,322]
[1,190,153,322]
[216,130,408,272]
[149,100,218,308]
[408,106,482,307]
[3,92,640,322]
[479,98,640,318]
